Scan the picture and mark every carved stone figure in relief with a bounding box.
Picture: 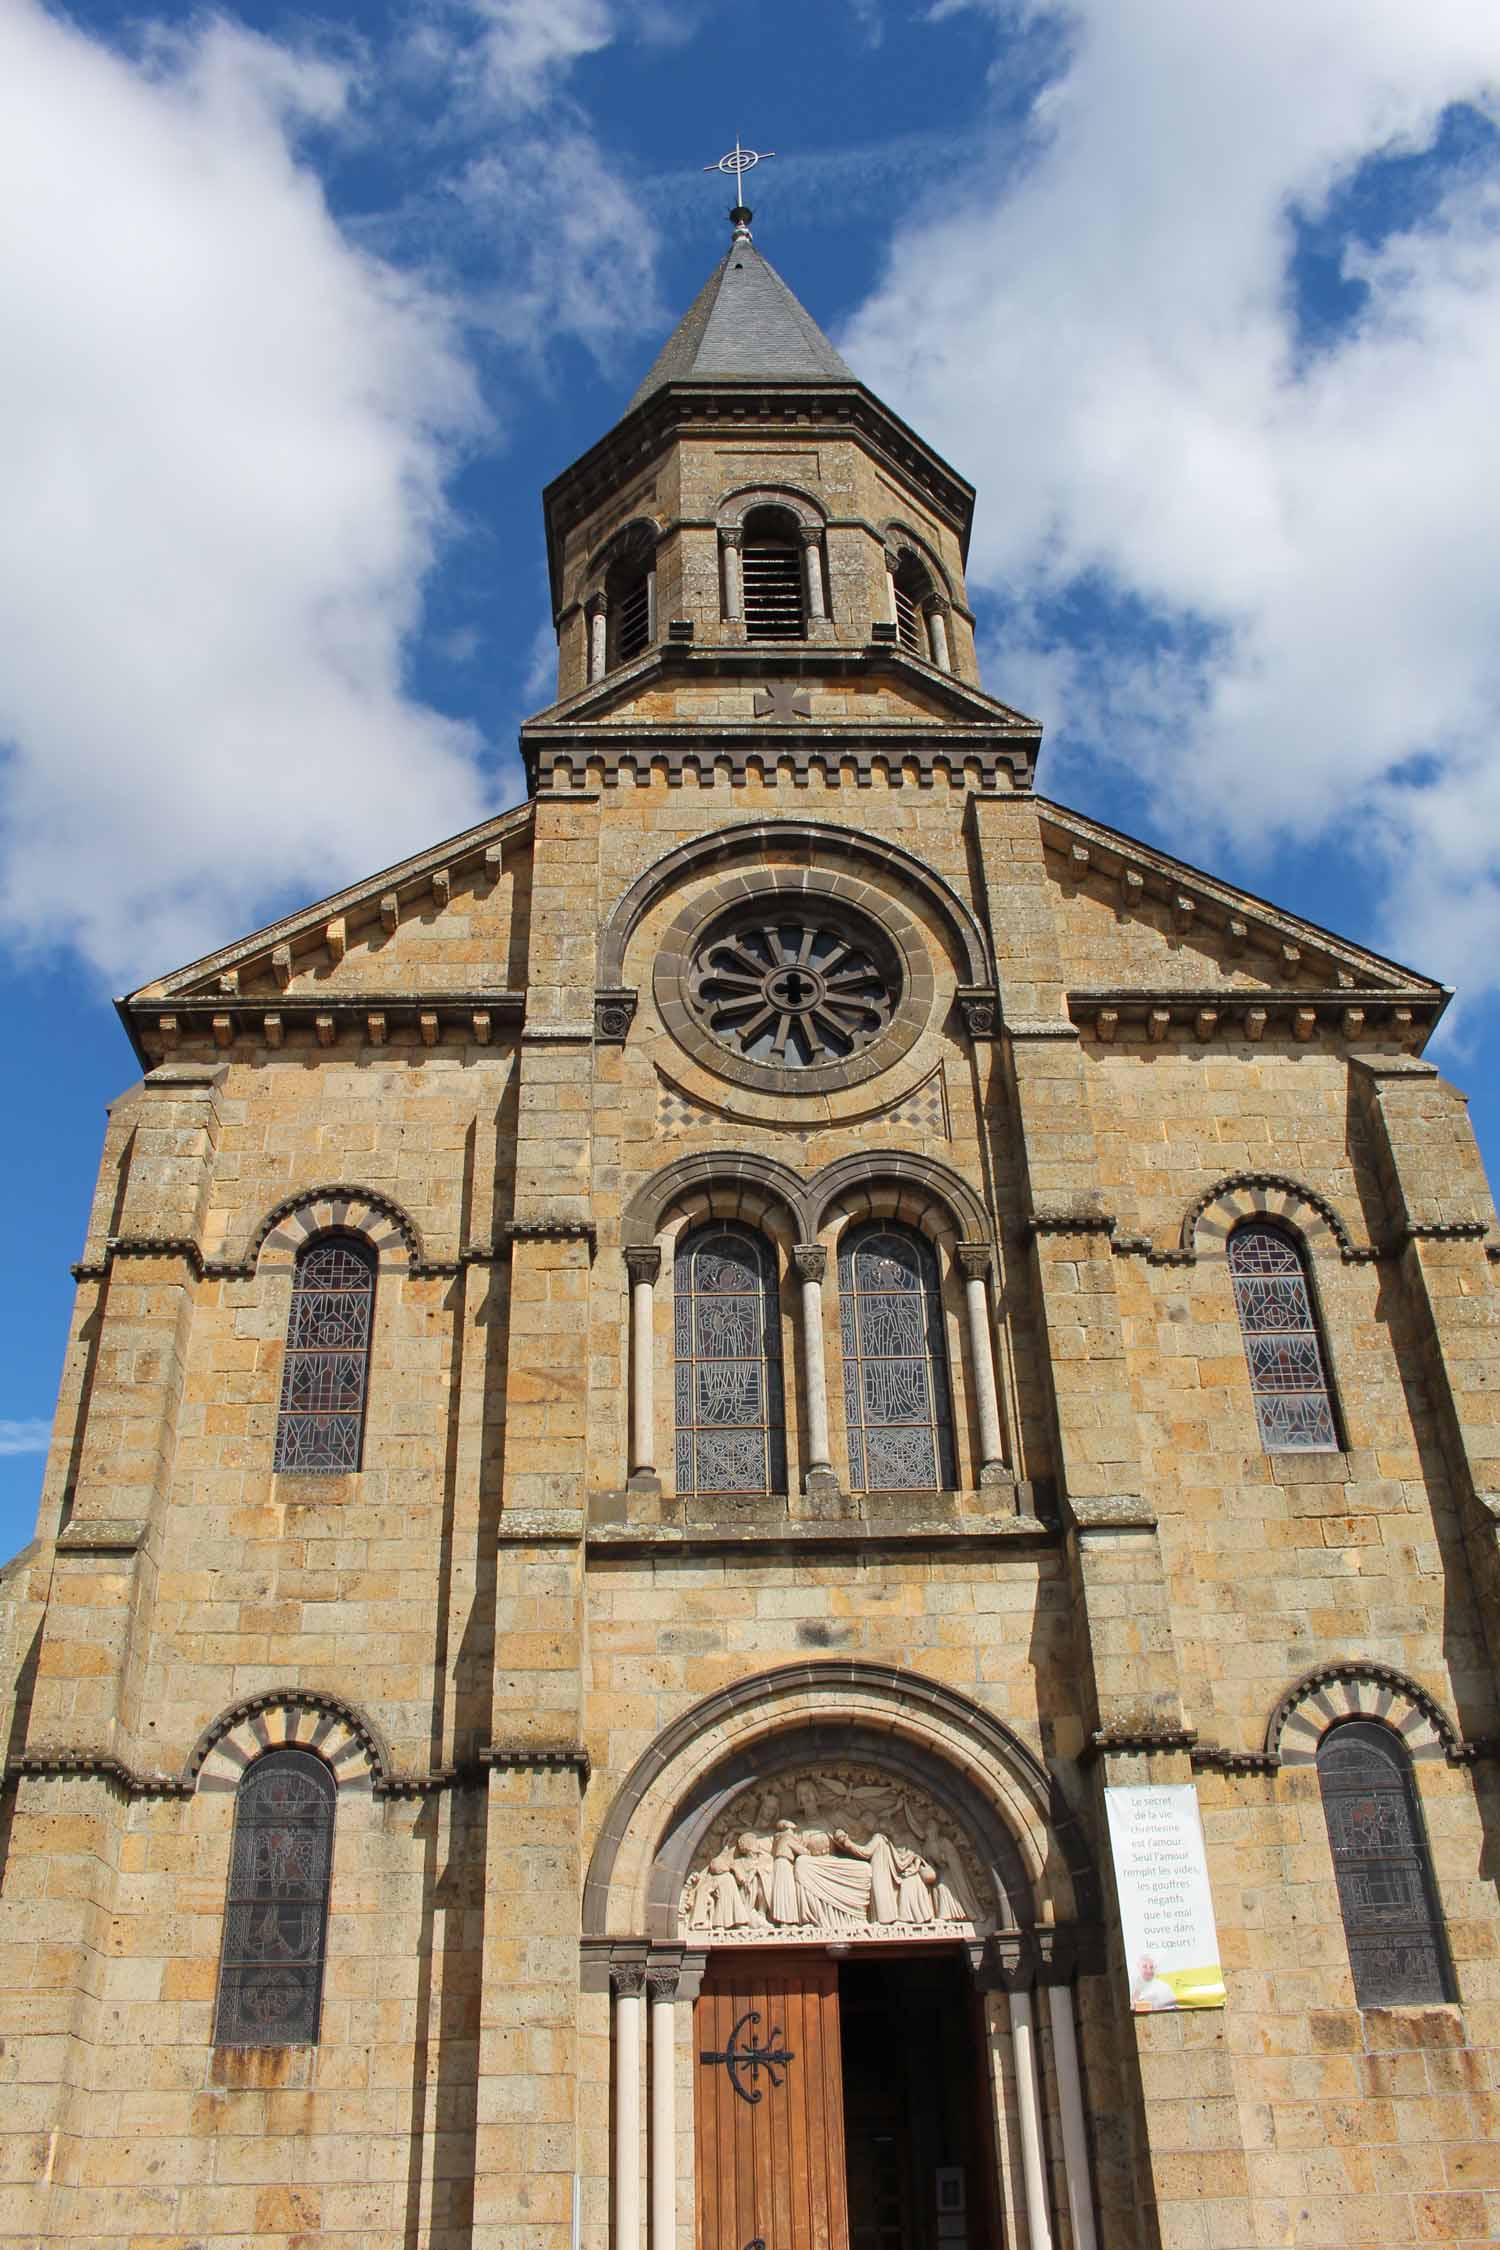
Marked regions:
[681,1765,984,1941]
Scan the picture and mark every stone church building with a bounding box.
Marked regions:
[3,207,1500,2250]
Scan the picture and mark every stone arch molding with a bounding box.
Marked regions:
[1184,1172,1365,1263]
[189,1690,391,1797]
[622,1150,993,1253]
[1266,1663,1461,1768]
[248,1184,421,1274]
[583,1662,1098,1943]
[717,483,828,532]
[881,519,955,603]
[582,513,662,599]
[598,818,994,995]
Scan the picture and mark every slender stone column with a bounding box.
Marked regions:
[956,1243,1008,1487]
[625,1247,661,1491]
[645,566,658,647]
[885,556,899,624]
[1045,1985,1098,2250]
[588,601,607,682]
[799,526,827,621]
[793,1243,838,1499]
[1008,1986,1054,2250]
[612,1963,645,2250]
[721,528,743,621]
[648,1965,679,2250]
[926,602,952,670]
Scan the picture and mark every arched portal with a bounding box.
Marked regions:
[583,1665,1102,2250]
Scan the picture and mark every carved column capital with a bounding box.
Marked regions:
[646,1964,681,2003]
[610,1956,647,1999]
[792,1242,827,1284]
[719,524,744,550]
[955,1241,994,1283]
[624,1245,662,1284]
[797,522,824,549]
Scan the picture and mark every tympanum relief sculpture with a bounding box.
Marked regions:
[681,1765,986,1943]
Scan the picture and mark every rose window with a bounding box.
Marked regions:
[686,910,899,1070]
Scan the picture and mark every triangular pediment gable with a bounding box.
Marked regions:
[124,803,534,1050]
[1039,799,1448,1038]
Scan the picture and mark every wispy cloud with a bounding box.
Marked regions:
[0,1420,51,1459]
[845,0,1500,996]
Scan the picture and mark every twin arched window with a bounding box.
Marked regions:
[1316,1720,1452,2007]
[674,1225,786,1496]
[273,1234,376,1474]
[839,1224,956,1492]
[671,1219,955,1496]
[214,1748,335,2046]
[1227,1220,1338,1452]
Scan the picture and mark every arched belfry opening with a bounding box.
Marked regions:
[583,1667,1102,2250]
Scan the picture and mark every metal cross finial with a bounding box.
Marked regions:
[704,138,775,235]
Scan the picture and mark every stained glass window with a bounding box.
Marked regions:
[838,1223,956,1492]
[674,1226,786,1496]
[1316,1721,1452,2007]
[273,1234,375,1473]
[1228,1221,1339,1452]
[214,1749,336,2046]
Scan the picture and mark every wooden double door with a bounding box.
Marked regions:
[694,1950,988,2250]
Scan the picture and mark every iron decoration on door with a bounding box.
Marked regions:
[700,2008,797,2104]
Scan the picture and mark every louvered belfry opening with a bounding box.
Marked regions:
[606,525,656,667]
[742,506,805,640]
[892,552,932,654]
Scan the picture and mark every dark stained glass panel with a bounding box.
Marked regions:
[673,1226,785,1496]
[1316,1721,1452,2008]
[214,1748,336,2046]
[1228,1221,1338,1451]
[838,1224,955,1492]
[273,1235,375,1473]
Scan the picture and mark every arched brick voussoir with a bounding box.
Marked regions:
[247,1184,422,1274]
[583,1662,1096,1941]
[1267,1663,1460,1768]
[622,1152,811,1249]
[810,1152,992,1249]
[1183,1172,1365,1263]
[187,1690,392,1797]
[597,818,993,993]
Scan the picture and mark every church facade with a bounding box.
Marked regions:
[3,209,1500,2250]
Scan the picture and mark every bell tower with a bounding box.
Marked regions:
[528,203,1040,792]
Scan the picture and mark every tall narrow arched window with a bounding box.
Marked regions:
[1227,1220,1338,1452]
[1316,1721,1453,2007]
[273,1233,376,1473]
[741,506,805,640]
[838,1223,956,1492]
[891,550,933,654]
[214,1748,336,2046]
[606,529,656,666]
[674,1225,785,1496]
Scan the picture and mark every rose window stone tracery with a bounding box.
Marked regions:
[687,909,900,1071]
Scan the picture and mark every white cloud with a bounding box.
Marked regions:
[0,1,496,985]
[0,1420,51,1459]
[845,1,1500,991]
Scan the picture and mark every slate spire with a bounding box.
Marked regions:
[627,206,855,411]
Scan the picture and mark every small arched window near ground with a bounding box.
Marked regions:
[838,1222,956,1491]
[214,1748,336,2046]
[273,1233,376,1473]
[741,505,805,640]
[1316,1720,1453,2007]
[1227,1220,1338,1451]
[891,550,933,654]
[674,1224,786,1496]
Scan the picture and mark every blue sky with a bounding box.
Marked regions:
[3,0,1500,1556]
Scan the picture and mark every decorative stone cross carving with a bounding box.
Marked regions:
[752,682,812,721]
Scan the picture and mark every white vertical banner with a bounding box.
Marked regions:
[1104,1784,1226,2012]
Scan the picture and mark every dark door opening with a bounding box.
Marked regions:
[838,1952,994,2250]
